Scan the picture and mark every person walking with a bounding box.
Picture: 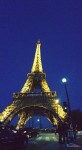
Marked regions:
[58,123,63,143]
[58,122,68,144]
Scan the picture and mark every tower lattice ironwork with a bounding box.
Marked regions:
[0,41,66,129]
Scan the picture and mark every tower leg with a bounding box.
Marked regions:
[16,112,27,130]
[0,103,17,123]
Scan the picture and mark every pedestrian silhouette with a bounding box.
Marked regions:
[58,122,68,144]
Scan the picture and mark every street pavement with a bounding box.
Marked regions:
[23,132,82,150]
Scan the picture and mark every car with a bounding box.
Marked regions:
[19,127,39,138]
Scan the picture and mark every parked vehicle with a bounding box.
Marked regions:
[19,127,39,138]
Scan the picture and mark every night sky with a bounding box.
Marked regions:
[0,0,82,127]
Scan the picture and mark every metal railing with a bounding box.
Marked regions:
[13,92,56,99]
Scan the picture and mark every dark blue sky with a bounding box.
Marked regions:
[0,0,82,116]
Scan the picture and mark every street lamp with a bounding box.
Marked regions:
[37,117,42,129]
[62,78,72,128]
[37,119,40,122]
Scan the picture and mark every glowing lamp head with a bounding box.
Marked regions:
[0,120,3,122]
[62,78,67,83]
[37,119,40,122]
[64,107,67,110]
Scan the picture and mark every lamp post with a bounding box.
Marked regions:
[37,116,42,129]
[37,118,40,128]
[62,78,72,128]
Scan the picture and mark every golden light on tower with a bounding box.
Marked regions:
[31,40,43,73]
[0,41,67,129]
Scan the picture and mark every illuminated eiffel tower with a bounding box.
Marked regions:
[0,41,66,129]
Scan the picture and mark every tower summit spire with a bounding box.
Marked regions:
[31,40,43,73]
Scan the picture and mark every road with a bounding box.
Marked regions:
[23,132,82,150]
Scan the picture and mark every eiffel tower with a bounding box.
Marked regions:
[0,41,66,129]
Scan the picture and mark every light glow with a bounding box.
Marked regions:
[37,119,40,122]
[62,78,67,83]
[55,99,59,104]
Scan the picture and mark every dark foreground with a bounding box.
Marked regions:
[0,130,82,150]
[24,132,82,150]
